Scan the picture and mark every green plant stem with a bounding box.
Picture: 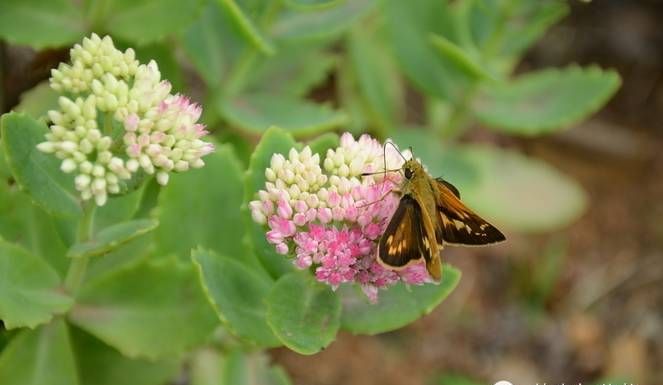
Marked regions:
[64,202,96,293]
[439,86,478,139]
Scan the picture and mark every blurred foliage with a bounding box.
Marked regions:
[0,0,620,384]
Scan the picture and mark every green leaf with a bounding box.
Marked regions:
[218,0,275,55]
[218,93,347,137]
[68,219,158,259]
[429,33,494,81]
[340,265,461,335]
[181,1,228,87]
[271,0,377,41]
[307,132,339,157]
[69,259,217,359]
[192,249,280,347]
[0,178,70,275]
[499,0,569,57]
[1,112,81,217]
[86,236,154,281]
[0,0,84,49]
[155,145,251,263]
[246,46,337,97]
[222,350,293,385]
[0,319,78,385]
[94,187,145,232]
[244,127,298,278]
[473,66,621,135]
[14,82,59,122]
[383,0,474,101]
[101,0,205,45]
[0,239,73,329]
[266,272,341,355]
[71,327,179,385]
[348,27,403,132]
[455,145,588,232]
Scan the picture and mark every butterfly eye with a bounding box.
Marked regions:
[404,167,413,179]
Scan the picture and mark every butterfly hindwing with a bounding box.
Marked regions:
[432,179,506,245]
[378,195,428,268]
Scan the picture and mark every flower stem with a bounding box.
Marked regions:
[64,202,96,293]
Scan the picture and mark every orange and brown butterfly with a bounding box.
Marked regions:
[367,148,505,281]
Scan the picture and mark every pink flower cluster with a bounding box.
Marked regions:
[249,133,432,302]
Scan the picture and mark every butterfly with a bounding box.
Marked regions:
[371,152,505,281]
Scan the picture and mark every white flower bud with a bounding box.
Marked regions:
[60,159,77,173]
[36,142,56,153]
[156,171,169,186]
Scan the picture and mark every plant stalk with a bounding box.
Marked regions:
[64,202,96,293]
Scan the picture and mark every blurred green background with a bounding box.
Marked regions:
[0,0,660,384]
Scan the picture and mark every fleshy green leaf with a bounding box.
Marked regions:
[429,33,494,81]
[499,0,569,57]
[71,327,179,385]
[67,219,158,259]
[217,0,275,55]
[1,112,81,217]
[0,0,84,49]
[0,319,78,385]
[246,47,337,97]
[0,178,70,275]
[14,82,59,122]
[218,93,347,137]
[383,0,474,101]
[453,145,588,232]
[340,265,461,335]
[86,237,154,281]
[101,0,205,45]
[94,187,145,232]
[348,27,403,132]
[271,0,376,41]
[473,66,621,135]
[181,1,228,87]
[69,259,217,359]
[192,249,280,347]
[244,127,298,278]
[266,272,341,355]
[222,350,292,385]
[155,145,251,263]
[0,239,73,329]
[307,132,339,157]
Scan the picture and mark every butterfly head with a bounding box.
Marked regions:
[402,159,423,180]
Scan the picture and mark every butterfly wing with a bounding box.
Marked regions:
[432,178,506,245]
[378,195,429,268]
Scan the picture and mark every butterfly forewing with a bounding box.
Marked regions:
[433,179,506,245]
[378,195,428,268]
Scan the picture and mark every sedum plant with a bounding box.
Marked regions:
[0,1,620,384]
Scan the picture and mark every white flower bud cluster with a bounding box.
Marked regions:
[122,94,214,186]
[324,133,407,194]
[37,95,131,206]
[37,34,213,206]
[251,146,330,225]
[50,33,139,94]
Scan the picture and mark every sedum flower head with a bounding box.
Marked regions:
[249,133,432,302]
[38,34,213,205]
